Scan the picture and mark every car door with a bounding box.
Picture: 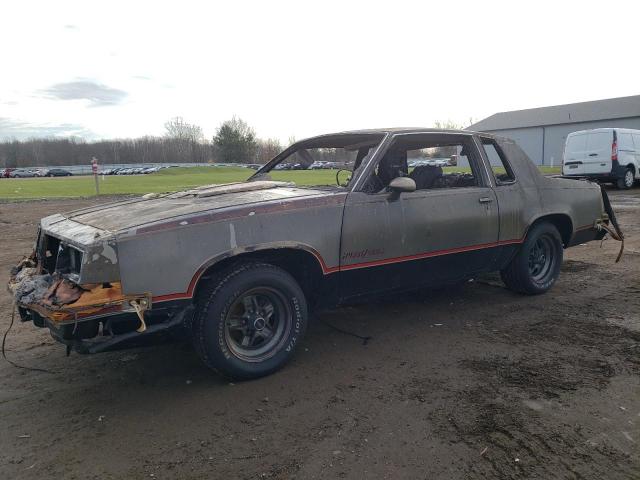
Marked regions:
[338,133,499,300]
[584,130,613,174]
[563,132,588,175]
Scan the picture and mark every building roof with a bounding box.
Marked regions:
[468,94,640,131]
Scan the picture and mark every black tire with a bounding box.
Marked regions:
[500,222,563,295]
[192,262,307,379]
[616,167,634,190]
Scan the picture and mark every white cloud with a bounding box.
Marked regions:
[41,80,128,107]
[0,118,96,140]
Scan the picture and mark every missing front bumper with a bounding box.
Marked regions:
[16,281,152,325]
[41,306,194,354]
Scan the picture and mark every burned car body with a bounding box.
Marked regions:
[8,129,616,379]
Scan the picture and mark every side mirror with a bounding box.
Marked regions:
[388,176,416,194]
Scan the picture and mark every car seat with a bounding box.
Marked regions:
[409,165,443,190]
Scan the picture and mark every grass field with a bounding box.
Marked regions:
[0,165,562,200]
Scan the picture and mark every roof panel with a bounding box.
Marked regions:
[468,95,640,131]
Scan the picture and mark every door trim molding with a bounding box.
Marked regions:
[337,237,523,273]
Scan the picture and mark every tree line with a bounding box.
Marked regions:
[0,116,284,168]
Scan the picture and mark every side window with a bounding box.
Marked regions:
[481,138,515,185]
[361,135,480,193]
[566,134,587,154]
[586,132,611,151]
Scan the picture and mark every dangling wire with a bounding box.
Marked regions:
[598,222,625,263]
[321,318,372,345]
[599,187,625,263]
[2,304,55,374]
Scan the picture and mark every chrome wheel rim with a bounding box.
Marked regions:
[528,235,554,282]
[224,287,291,362]
[625,170,634,188]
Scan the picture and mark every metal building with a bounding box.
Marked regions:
[467,95,640,166]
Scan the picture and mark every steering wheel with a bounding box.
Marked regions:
[336,169,351,187]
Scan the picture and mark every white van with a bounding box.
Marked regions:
[562,128,639,189]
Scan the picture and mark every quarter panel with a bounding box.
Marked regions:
[537,177,604,231]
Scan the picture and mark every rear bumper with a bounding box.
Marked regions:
[562,162,627,182]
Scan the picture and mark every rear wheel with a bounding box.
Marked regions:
[192,262,307,379]
[616,167,634,189]
[500,222,563,295]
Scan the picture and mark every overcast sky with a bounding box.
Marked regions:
[1,0,639,142]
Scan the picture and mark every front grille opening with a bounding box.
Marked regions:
[40,234,61,274]
[56,244,83,280]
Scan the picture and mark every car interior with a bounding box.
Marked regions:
[362,136,478,193]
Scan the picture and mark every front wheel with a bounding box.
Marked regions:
[192,262,307,379]
[500,222,563,295]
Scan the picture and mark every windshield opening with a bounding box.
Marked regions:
[249,133,385,188]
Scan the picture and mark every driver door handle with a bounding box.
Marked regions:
[478,197,493,204]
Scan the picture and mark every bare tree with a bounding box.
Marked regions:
[164,116,204,143]
[433,119,468,130]
[256,138,282,164]
[164,116,206,163]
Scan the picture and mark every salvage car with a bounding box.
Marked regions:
[8,128,622,379]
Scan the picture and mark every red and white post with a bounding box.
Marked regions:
[91,157,99,195]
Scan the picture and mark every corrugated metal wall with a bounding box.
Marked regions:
[483,117,640,165]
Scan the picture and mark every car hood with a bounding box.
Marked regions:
[57,181,340,233]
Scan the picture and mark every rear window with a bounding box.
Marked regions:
[586,131,612,150]
[481,138,516,185]
[566,134,587,153]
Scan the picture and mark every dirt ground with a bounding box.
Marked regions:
[1,190,639,480]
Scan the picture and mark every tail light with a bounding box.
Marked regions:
[612,139,618,161]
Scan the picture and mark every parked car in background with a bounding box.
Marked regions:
[10,169,37,178]
[2,168,14,178]
[9,128,620,380]
[45,168,72,177]
[562,128,639,189]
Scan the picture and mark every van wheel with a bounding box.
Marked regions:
[616,167,634,189]
[500,222,563,295]
[192,262,307,379]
